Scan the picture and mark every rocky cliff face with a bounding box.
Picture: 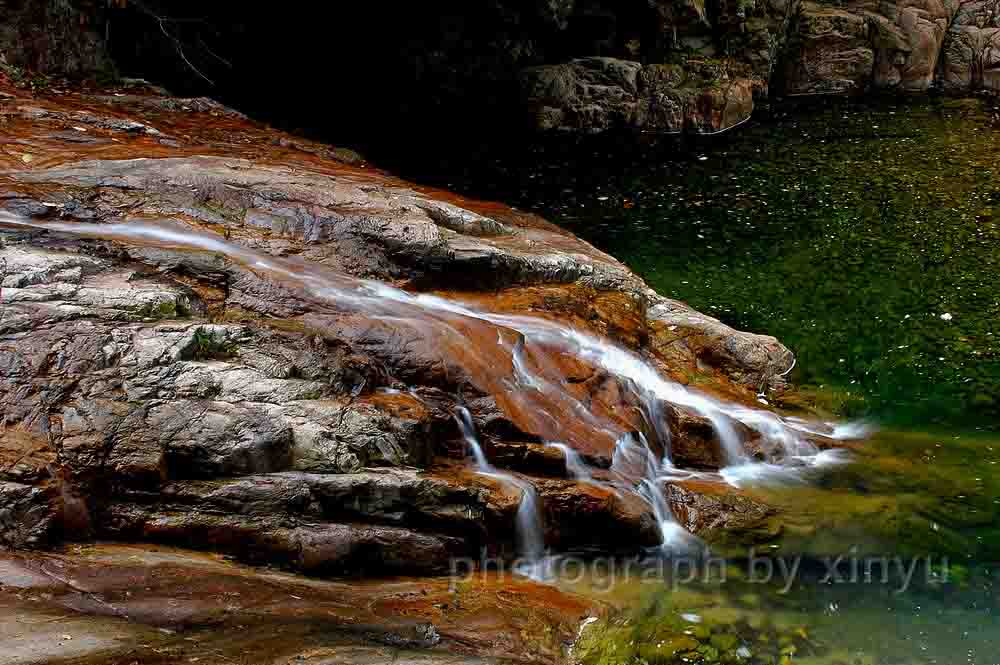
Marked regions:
[785,0,1000,96]
[3,1,998,140]
[519,0,1000,133]
[0,0,111,79]
[0,80,817,570]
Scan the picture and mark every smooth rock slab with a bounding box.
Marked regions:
[0,602,152,665]
[0,543,594,663]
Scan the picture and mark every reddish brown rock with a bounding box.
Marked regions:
[941,0,1000,94]
[665,404,731,469]
[0,543,598,663]
[0,79,806,575]
[535,479,662,549]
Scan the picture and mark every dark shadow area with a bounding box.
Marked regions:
[100,0,686,162]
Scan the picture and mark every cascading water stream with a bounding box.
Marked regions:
[610,432,698,552]
[456,406,494,473]
[455,407,549,578]
[1,212,858,554]
[547,442,595,485]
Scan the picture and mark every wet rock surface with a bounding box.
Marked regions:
[0,80,845,662]
[0,76,796,548]
[0,543,593,664]
[664,480,781,546]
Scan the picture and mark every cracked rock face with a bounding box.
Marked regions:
[521,57,762,135]
[784,0,1000,96]
[0,81,801,571]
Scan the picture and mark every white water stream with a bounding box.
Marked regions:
[1,212,861,561]
[456,406,549,578]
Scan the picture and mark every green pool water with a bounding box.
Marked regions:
[564,565,999,665]
[373,97,1000,663]
[538,425,1000,665]
[384,96,1000,431]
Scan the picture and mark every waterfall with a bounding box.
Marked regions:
[455,407,549,578]
[1,213,857,556]
[456,406,494,472]
[611,432,698,552]
[547,442,595,484]
[513,484,547,572]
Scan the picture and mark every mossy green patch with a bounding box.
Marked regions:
[189,328,239,361]
[138,298,188,320]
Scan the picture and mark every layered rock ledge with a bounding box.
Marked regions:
[0,80,810,581]
[0,543,595,664]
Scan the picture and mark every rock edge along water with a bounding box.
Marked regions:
[0,81,852,574]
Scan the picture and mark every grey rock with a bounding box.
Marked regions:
[151,400,293,478]
[0,481,57,548]
[521,57,758,134]
[647,299,795,392]
[101,504,463,574]
[942,0,1000,93]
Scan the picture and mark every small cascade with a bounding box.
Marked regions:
[612,432,699,553]
[547,442,595,484]
[513,483,547,570]
[0,214,835,476]
[456,406,493,473]
[454,407,549,578]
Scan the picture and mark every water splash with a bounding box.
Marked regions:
[611,432,698,552]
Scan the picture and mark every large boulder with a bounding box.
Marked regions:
[783,2,877,94]
[521,57,761,134]
[0,80,809,569]
[941,0,1000,93]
